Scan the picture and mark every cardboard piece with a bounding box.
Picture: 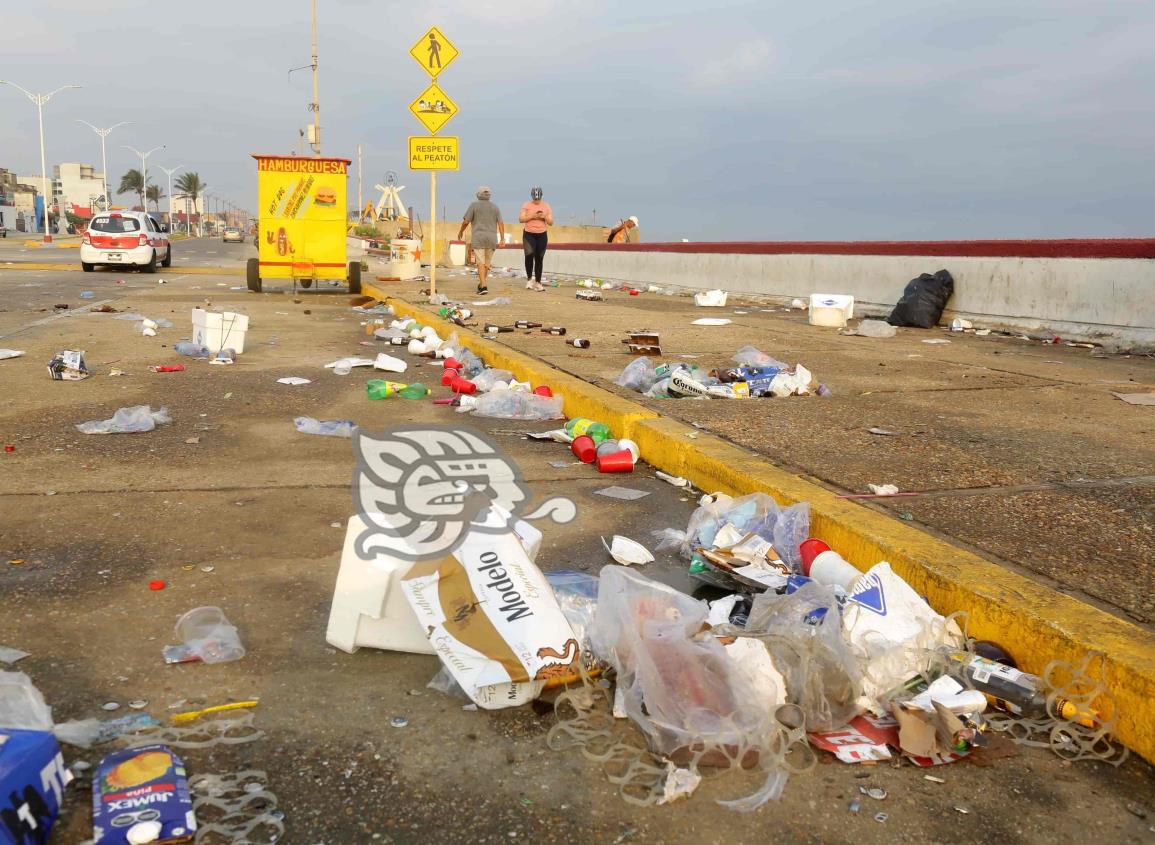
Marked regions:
[46,350,88,381]
[401,510,579,709]
[0,728,72,845]
[809,712,969,767]
[92,744,194,845]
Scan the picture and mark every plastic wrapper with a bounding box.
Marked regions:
[471,368,514,392]
[732,346,788,369]
[0,671,54,731]
[76,405,171,435]
[471,391,564,420]
[545,570,601,671]
[615,357,659,392]
[733,582,863,731]
[165,606,246,665]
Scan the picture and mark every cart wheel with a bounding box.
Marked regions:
[246,258,262,292]
[299,278,313,289]
[347,261,362,294]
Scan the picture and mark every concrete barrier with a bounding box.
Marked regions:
[494,239,1155,348]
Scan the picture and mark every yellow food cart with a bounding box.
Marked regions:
[247,154,361,293]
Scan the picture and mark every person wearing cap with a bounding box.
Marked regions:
[458,186,505,295]
[519,186,553,292]
[608,216,639,244]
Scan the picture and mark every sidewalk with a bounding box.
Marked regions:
[379,268,1155,627]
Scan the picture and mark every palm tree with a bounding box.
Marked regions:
[146,184,164,213]
[174,172,206,235]
[118,169,145,211]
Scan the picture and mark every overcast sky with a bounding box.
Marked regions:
[2,0,1152,240]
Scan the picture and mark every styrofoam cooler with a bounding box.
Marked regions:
[448,240,467,267]
[326,511,543,655]
[191,308,250,354]
[808,294,855,327]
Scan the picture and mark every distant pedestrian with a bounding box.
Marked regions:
[608,215,638,243]
[519,186,553,292]
[458,186,505,295]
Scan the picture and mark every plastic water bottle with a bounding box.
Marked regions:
[174,341,210,358]
[564,418,611,443]
[294,416,356,437]
[367,380,430,400]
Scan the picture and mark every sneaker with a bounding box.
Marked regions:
[525,280,535,290]
[532,282,546,292]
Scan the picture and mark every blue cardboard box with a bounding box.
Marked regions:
[0,728,72,845]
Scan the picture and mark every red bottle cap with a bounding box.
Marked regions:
[450,376,477,395]
[148,579,166,591]
[570,435,597,463]
[442,357,463,370]
[799,539,831,576]
[629,289,640,296]
[440,368,461,386]
[3,445,13,453]
[533,386,553,397]
[596,449,635,473]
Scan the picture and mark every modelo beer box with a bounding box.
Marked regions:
[0,728,72,845]
[92,745,195,845]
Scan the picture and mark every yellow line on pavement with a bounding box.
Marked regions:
[367,280,1155,765]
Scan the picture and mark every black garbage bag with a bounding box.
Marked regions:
[887,270,955,328]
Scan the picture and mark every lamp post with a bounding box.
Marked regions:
[0,80,81,243]
[76,120,130,214]
[122,144,164,214]
[203,193,213,236]
[157,164,183,233]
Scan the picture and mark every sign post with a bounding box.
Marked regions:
[408,26,460,299]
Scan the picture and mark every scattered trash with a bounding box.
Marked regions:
[192,307,250,354]
[76,406,172,435]
[294,417,356,437]
[657,764,702,805]
[162,606,245,665]
[867,427,896,436]
[0,646,30,664]
[888,270,955,328]
[48,349,89,380]
[922,338,951,344]
[594,486,651,501]
[374,352,408,373]
[854,319,897,338]
[390,716,409,728]
[148,364,185,373]
[874,812,888,823]
[92,745,193,845]
[694,289,728,307]
[601,535,654,566]
[327,357,376,374]
[470,391,565,420]
[860,786,887,800]
[790,298,807,310]
[950,318,973,331]
[655,471,690,487]
[576,290,603,302]
[189,769,284,844]
[79,290,95,298]
[276,376,311,385]
[0,349,27,360]
[173,341,210,358]
[691,317,732,326]
[809,294,855,327]
[867,484,900,496]
[924,774,946,784]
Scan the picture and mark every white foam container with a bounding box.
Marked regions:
[326,512,543,655]
[808,294,855,327]
[191,308,250,354]
[448,240,467,267]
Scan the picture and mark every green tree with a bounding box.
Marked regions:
[174,172,206,234]
[117,169,145,210]
[146,184,164,212]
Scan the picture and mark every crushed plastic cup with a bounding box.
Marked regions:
[617,438,640,464]
[597,449,635,473]
[571,435,597,463]
[171,606,245,664]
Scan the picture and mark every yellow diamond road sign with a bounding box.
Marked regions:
[409,82,458,134]
[410,27,458,77]
[409,136,459,171]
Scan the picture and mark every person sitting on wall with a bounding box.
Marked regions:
[607,216,639,243]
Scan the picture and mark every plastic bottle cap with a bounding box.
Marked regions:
[596,450,635,473]
[571,435,597,463]
[799,539,831,575]
[533,386,553,397]
[148,579,166,591]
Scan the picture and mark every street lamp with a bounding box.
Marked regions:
[0,80,81,243]
[157,164,183,233]
[203,193,213,235]
[76,120,130,214]
[122,144,164,214]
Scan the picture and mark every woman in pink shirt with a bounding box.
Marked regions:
[519,186,553,292]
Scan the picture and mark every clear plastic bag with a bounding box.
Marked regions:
[0,671,54,731]
[471,391,564,420]
[661,492,810,573]
[471,368,514,392]
[614,358,658,393]
[731,582,863,731]
[76,405,172,435]
[732,346,788,369]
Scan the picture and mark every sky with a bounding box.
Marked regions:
[1,0,1153,241]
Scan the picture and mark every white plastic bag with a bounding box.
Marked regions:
[0,671,54,731]
[76,405,172,435]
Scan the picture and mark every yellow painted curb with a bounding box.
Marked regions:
[368,283,1155,764]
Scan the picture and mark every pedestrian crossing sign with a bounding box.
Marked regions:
[409,27,458,77]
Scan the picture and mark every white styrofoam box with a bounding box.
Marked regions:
[191,308,250,354]
[326,511,544,655]
[808,294,855,327]
[694,289,728,307]
[448,240,467,267]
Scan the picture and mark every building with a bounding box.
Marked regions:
[18,163,106,220]
[0,167,39,233]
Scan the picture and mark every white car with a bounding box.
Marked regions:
[81,211,171,273]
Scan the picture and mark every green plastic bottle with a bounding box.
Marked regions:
[564,418,611,443]
[398,383,430,400]
[367,380,430,400]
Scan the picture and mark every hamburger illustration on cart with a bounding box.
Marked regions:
[247,154,361,293]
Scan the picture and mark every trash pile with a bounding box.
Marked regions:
[615,345,828,399]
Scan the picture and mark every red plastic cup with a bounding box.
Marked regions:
[570,435,597,463]
[596,449,635,473]
[442,357,463,370]
[440,368,461,386]
[629,289,640,296]
[799,539,832,576]
[533,385,553,397]
[450,376,477,395]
